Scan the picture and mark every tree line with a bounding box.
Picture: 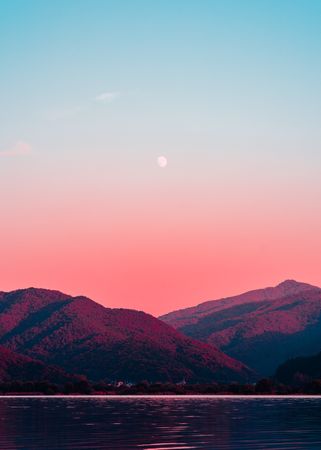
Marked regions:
[2,377,321,395]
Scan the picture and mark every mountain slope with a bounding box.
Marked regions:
[0,345,74,384]
[160,280,321,376]
[0,288,252,383]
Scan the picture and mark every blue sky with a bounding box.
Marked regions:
[2,0,321,149]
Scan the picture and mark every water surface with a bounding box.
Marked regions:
[0,396,320,449]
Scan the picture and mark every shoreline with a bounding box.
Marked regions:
[1,394,321,399]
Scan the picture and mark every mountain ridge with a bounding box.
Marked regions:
[160,280,321,376]
[160,280,318,328]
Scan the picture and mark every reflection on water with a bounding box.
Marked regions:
[0,396,320,449]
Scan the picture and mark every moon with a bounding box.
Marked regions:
[157,156,168,168]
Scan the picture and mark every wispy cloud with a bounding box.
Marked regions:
[0,140,32,157]
[43,91,122,122]
[95,91,121,103]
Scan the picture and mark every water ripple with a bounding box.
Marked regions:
[0,396,320,449]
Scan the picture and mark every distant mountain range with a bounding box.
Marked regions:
[160,280,321,376]
[2,280,321,385]
[0,288,252,384]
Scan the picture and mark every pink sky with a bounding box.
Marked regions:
[1,150,321,316]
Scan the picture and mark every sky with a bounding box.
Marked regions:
[1,0,321,315]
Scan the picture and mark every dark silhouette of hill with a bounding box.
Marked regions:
[0,288,252,383]
[160,280,321,376]
[276,351,321,384]
[0,344,75,384]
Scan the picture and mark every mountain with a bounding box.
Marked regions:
[0,345,74,384]
[160,280,321,376]
[0,288,252,383]
[160,280,316,328]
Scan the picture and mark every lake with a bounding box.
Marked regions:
[0,396,321,449]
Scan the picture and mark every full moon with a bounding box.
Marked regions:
[157,156,168,168]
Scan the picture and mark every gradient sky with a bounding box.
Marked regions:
[1,0,321,315]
